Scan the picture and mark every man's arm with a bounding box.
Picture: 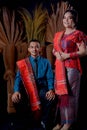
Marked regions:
[12,70,21,103]
[46,60,55,100]
[13,70,21,92]
[46,60,54,90]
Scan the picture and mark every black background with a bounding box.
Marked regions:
[0,0,87,130]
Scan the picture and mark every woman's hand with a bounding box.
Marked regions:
[53,49,63,61]
[55,51,64,61]
[76,41,86,57]
[60,52,70,60]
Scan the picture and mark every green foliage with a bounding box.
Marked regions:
[18,4,47,45]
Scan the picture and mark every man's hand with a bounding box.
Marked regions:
[46,90,55,101]
[12,92,21,103]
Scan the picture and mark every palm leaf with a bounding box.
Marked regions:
[33,4,47,44]
[10,11,15,43]
[0,22,8,44]
[2,7,11,42]
[17,5,47,45]
[17,7,33,42]
[46,1,71,43]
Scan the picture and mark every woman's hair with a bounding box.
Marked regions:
[63,9,78,26]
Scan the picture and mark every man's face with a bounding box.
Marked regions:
[28,41,41,58]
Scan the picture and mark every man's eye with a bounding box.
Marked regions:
[69,17,73,19]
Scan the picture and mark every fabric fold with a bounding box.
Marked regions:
[53,31,68,95]
[17,58,41,111]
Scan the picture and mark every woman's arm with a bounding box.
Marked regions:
[52,48,64,61]
[60,41,86,60]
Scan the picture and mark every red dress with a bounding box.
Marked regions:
[61,30,87,74]
[53,30,87,123]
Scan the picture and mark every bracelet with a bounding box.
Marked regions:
[70,52,79,58]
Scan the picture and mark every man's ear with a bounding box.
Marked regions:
[28,47,30,52]
[40,46,46,57]
[39,47,42,53]
[27,47,31,56]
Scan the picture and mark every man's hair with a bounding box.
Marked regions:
[29,39,40,44]
[28,39,41,47]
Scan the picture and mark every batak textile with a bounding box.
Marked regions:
[17,58,41,111]
[60,68,81,124]
[53,31,68,95]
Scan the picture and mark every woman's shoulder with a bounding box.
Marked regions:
[54,30,65,42]
[74,29,86,35]
[54,30,64,36]
[72,29,87,43]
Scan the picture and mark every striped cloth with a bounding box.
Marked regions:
[53,31,68,95]
[17,58,41,111]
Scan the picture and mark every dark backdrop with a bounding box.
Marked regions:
[0,0,87,129]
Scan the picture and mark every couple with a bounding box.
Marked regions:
[12,9,87,130]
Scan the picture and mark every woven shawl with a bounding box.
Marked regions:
[53,31,68,95]
[17,58,41,111]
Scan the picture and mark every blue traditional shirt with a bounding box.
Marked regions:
[14,56,54,92]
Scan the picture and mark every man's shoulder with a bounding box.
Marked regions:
[40,56,50,64]
[16,57,29,66]
[40,56,48,61]
[16,58,25,63]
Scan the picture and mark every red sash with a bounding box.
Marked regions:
[53,31,68,95]
[17,58,41,111]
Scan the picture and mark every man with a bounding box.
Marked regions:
[12,39,55,129]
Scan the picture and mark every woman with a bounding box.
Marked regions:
[52,9,87,130]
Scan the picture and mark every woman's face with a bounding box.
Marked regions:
[63,12,75,29]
